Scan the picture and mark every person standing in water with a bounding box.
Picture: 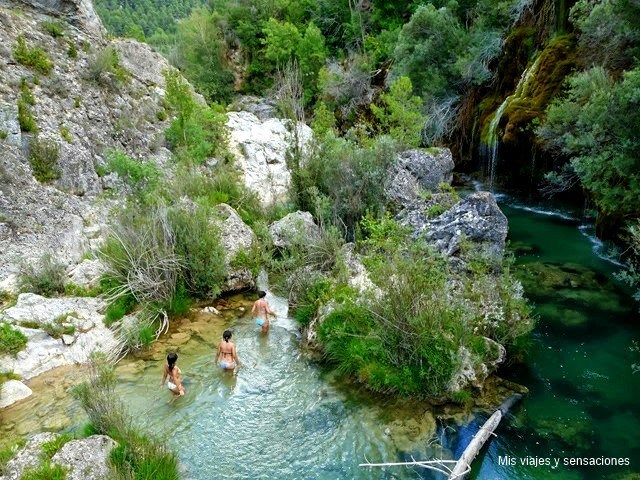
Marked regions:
[215,330,241,370]
[161,352,185,396]
[251,290,276,334]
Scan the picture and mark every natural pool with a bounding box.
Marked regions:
[2,194,639,479]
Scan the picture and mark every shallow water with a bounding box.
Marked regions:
[3,194,640,479]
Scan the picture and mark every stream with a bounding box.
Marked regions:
[2,194,639,479]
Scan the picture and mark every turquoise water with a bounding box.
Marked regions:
[462,197,640,480]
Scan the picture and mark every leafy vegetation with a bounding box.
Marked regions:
[0,322,28,356]
[28,137,61,183]
[0,438,25,475]
[13,35,54,75]
[19,252,66,296]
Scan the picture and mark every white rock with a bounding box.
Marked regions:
[269,211,321,249]
[0,432,57,480]
[62,334,76,346]
[52,435,117,480]
[67,259,105,288]
[0,380,33,409]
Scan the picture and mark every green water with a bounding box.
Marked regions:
[464,199,640,480]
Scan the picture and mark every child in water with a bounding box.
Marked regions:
[215,330,241,370]
[161,352,185,396]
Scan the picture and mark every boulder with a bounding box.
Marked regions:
[269,211,321,249]
[0,294,116,380]
[213,203,257,292]
[0,380,33,409]
[402,192,508,259]
[226,111,312,206]
[113,40,172,87]
[52,435,116,480]
[229,96,278,120]
[386,148,454,208]
[67,259,105,289]
[0,432,57,480]
[448,337,506,393]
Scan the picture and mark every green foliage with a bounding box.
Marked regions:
[0,323,28,357]
[40,434,74,459]
[0,371,20,386]
[87,47,128,85]
[19,252,66,296]
[163,69,229,163]
[0,131,7,141]
[104,293,137,326]
[28,137,61,183]
[171,8,235,102]
[72,354,180,480]
[43,313,77,339]
[41,20,65,38]
[18,99,38,133]
[59,126,72,143]
[263,18,302,65]
[169,205,227,299]
[63,283,101,297]
[311,102,336,136]
[393,4,466,101]
[13,35,54,75]
[370,76,425,147]
[293,133,399,240]
[20,461,68,480]
[20,78,35,105]
[99,149,159,193]
[537,66,640,218]
[67,42,78,58]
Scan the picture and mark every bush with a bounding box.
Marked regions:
[43,313,77,339]
[0,323,28,356]
[29,137,61,183]
[67,42,78,58]
[18,99,38,133]
[13,35,54,75]
[87,47,128,85]
[98,149,159,194]
[41,21,65,38]
[19,252,66,296]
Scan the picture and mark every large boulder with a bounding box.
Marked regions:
[52,435,116,480]
[214,203,257,292]
[269,211,321,249]
[226,111,312,206]
[386,148,455,209]
[0,380,33,409]
[402,191,508,259]
[0,294,116,380]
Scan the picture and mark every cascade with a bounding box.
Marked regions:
[485,55,542,189]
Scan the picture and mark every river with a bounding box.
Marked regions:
[2,194,639,479]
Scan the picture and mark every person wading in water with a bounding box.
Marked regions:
[215,329,241,370]
[161,352,185,396]
[251,290,276,334]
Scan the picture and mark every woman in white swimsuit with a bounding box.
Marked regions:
[215,330,241,371]
[161,352,185,396]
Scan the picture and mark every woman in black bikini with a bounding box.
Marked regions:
[215,330,241,371]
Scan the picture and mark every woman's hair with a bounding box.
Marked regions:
[167,352,178,371]
[223,330,232,342]
[258,290,267,298]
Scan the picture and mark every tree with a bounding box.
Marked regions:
[262,18,302,65]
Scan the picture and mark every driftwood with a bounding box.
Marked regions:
[448,393,523,479]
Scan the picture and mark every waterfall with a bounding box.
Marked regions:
[485,55,542,189]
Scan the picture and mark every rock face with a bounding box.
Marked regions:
[0,433,115,480]
[386,148,455,208]
[0,379,33,408]
[0,293,116,380]
[226,111,312,206]
[214,203,257,292]
[229,95,277,120]
[0,0,174,281]
[401,191,508,259]
[269,211,321,249]
[67,258,105,288]
[52,435,116,480]
[448,337,506,392]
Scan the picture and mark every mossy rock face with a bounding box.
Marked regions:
[534,415,594,452]
[535,304,589,327]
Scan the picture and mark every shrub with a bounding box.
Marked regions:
[19,252,66,296]
[20,78,35,105]
[87,47,128,85]
[43,313,76,339]
[41,21,65,38]
[0,438,26,475]
[99,149,159,193]
[29,137,61,183]
[67,42,78,58]
[63,282,100,297]
[0,131,7,141]
[0,371,21,386]
[18,99,38,133]
[13,35,54,75]
[0,323,28,356]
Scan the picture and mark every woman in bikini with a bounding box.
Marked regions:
[161,352,185,396]
[215,330,241,371]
